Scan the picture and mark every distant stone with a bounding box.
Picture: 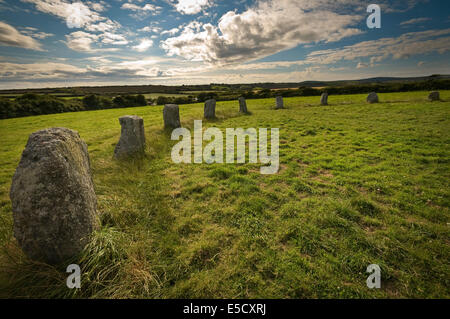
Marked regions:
[320,93,328,106]
[276,96,284,109]
[164,104,181,129]
[367,92,379,104]
[239,97,248,113]
[114,115,146,159]
[10,128,98,265]
[428,91,440,101]
[204,99,216,119]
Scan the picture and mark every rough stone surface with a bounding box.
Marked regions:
[276,96,284,109]
[239,97,248,113]
[10,128,98,265]
[114,115,146,159]
[164,104,181,129]
[204,99,216,119]
[428,91,440,101]
[320,93,328,106]
[367,92,379,104]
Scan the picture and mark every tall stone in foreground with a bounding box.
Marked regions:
[163,104,181,129]
[239,97,248,113]
[10,128,97,265]
[320,93,328,106]
[114,115,146,159]
[428,91,440,101]
[367,92,379,104]
[276,96,284,109]
[204,99,216,119]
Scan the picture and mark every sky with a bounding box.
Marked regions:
[0,0,449,89]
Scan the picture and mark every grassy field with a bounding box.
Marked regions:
[0,91,449,298]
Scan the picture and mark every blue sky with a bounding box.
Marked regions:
[0,0,449,89]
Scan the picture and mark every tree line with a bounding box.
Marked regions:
[1,79,449,119]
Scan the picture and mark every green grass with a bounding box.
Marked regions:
[0,91,449,298]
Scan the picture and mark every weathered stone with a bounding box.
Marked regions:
[428,91,440,101]
[320,93,328,106]
[10,128,97,265]
[114,115,146,159]
[239,97,248,113]
[276,96,284,109]
[163,104,181,129]
[204,99,216,119]
[367,92,379,104]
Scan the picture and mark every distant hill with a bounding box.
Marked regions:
[1,75,449,96]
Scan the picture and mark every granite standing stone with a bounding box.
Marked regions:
[239,97,248,113]
[320,93,328,106]
[276,96,284,109]
[114,115,146,159]
[10,128,98,265]
[428,91,440,101]
[367,92,379,104]
[163,104,181,129]
[204,99,216,119]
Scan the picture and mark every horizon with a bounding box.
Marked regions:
[1,73,449,92]
[1,0,450,90]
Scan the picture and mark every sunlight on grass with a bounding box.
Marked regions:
[0,91,449,298]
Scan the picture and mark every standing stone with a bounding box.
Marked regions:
[276,96,284,109]
[320,93,329,106]
[10,128,97,265]
[114,115,146,159]
[428,91,440,101]
[204,99,216,119]
[163,104,181,129]
[239,97,248,113]
[367,92,379,104]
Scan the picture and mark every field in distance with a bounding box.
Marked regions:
[0,91,448,298]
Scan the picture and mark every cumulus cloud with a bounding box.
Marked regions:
[161,28,180,36]
[21,0,103,29]
[174,0,212,15]
[120,1,162,19]
[22,0,129,52]
[65,31,98,52]
[138,26,162,33]
[305,29,450,66]
[133,38,153,52]
[65,31,126,52]
[121,3,160,12]
[162,0,363,65]
[0,21,44,51]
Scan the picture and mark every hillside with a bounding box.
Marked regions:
[0,91,449,298]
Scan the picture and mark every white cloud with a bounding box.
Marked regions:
[133,38,153,52]
[0,21,44,51]
[174,0,212,15]
[400,17,432,26]
[65,31,98,52]
[138,26,162,33]
[101,32,128,45]
[161,28,180,36]
[305,29,450,66]
[20,26,54,39]
[65,31,128,52]
[162,0,362,65]
[121,3,160,12]
[0,62,85,79]
[21,0,103,29]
